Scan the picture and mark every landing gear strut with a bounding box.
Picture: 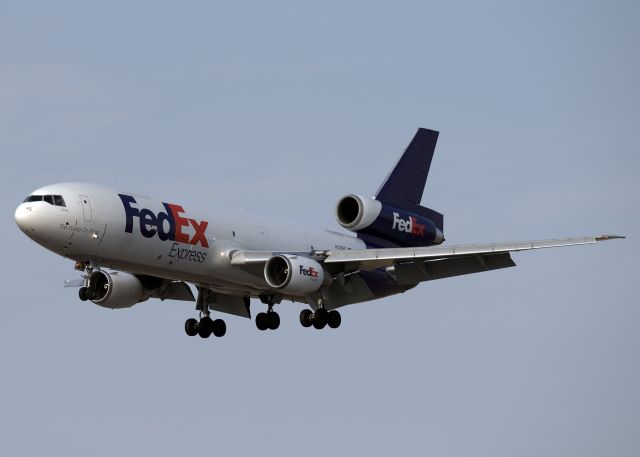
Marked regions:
[185,287,226,338]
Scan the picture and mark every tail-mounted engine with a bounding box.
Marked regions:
[264,254,330,295]
[335,194,383,231]
[335,194,444,248]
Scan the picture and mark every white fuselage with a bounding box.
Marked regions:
[15,183,365,297]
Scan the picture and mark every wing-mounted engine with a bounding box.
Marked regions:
[335,194,444,248]
[264,254,331,295]
[86,271,148,309]
[75,270,195,309]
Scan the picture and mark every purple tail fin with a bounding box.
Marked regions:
[375,128,443,232]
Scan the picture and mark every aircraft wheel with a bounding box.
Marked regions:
[198,317,213,338]
[185,318,199,336]
[256,312,269,331]
[85,288,96,300]
[299,309,313,328]
[79,287,88,301]
[327,310,341,329]
[212,319,226,337]
[268,312,280,330]
[313,308,328,329]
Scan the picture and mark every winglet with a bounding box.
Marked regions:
[595,234,626,241]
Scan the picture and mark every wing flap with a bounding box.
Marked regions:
[197,292,251,319]
[391,253,516,285]
[152,281,195,301]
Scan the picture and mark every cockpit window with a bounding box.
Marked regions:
[23,194,66,206]
[54,195,66,207]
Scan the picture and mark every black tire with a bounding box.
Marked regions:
[79,287,88,301]
[327,310,341,329]
[313,308,328,329]
[268,312,280,330]
[212,319,227,337]
[185,318,198,336]
[85,288,96,300]
[198,317,213,338]
[256,312,269,331]
[299,309,313,328]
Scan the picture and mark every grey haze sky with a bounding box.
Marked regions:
[1,1,638,455]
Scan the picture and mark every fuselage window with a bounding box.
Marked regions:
[44,195,54,205]
[54,195,66,207]
[25,195,43,202]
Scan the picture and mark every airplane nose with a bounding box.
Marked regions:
[14,203,32,232]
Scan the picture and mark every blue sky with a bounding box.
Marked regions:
[1,1,638,456]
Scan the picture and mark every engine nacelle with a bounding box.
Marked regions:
[335,194,382,231]
[335,194,444,247]
[264,255,328,295]
[88,271,147,309]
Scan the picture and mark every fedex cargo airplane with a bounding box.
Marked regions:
[14,129,623,339]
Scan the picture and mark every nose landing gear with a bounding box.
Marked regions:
[78,286,95,301]
[78,262,99,301]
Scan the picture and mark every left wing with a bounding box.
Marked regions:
[230,234,623,284]
[321,234,624,285]
[322,235,624,270]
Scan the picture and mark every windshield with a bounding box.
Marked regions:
[23,194,66,207]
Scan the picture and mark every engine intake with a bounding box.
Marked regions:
[264,255,328,295]
[88,271,147,309]
[335,194,382,231]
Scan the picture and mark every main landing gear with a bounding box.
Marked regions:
[185,314,226,338]
[255,295,280,331]
[255,310,280,331]
[185,287,226,338]
[299,308,341,330]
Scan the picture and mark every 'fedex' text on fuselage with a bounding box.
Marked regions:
[119,194,209,247]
